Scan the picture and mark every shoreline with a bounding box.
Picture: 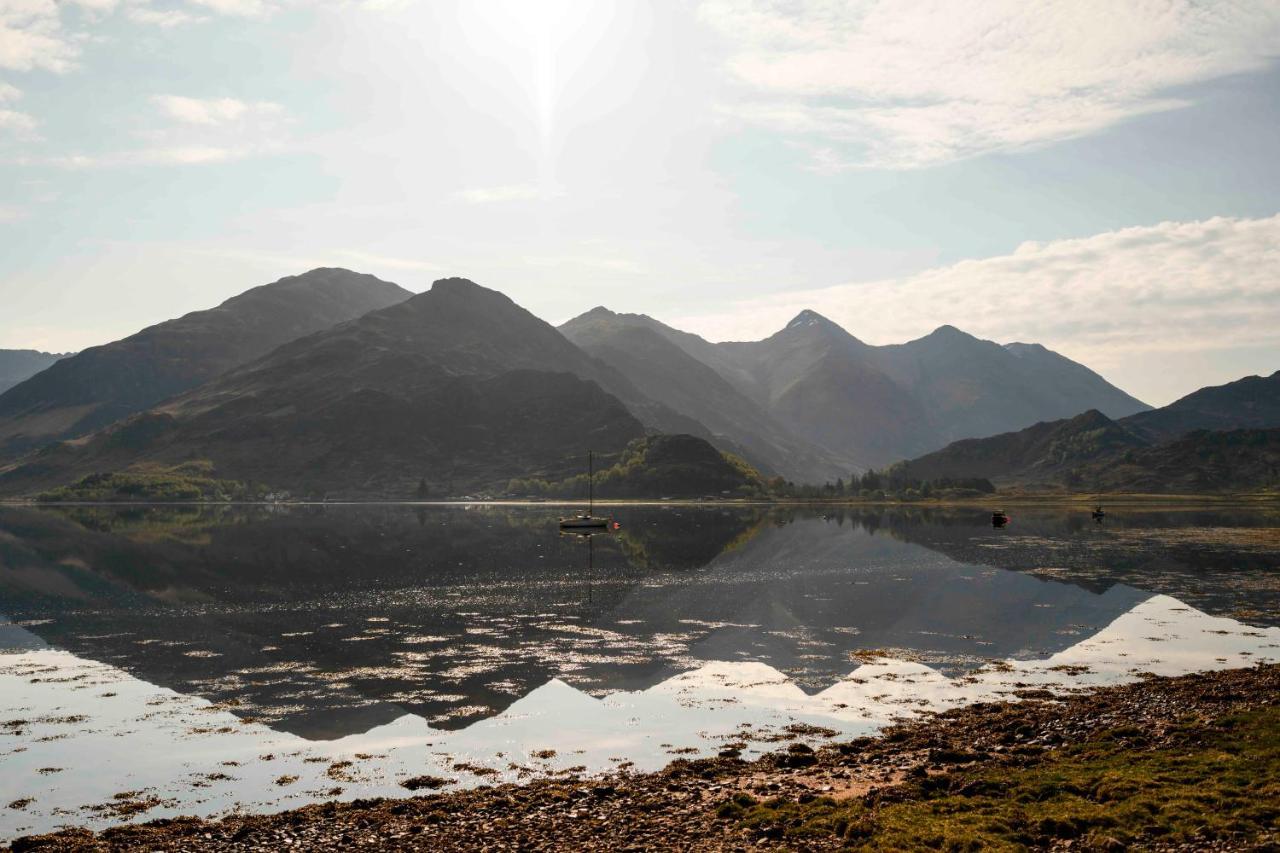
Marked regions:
[11,664,1278,851]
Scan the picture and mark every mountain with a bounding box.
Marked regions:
[0,349,68,394]
[1122,370,1280,442]
[0,279,737,499]
[0,268,413,460]
[892,409,1147,487]
[875,326,1150,443]
[560,308,853,482]
[561,309,1148,472]
[892,371,1280,492]
[1088,428,1280,493]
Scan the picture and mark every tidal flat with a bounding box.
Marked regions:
[1,504,1277,847]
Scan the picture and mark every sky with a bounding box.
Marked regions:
[1,0,1278,406]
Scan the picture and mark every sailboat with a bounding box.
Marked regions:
[559,451,611,530]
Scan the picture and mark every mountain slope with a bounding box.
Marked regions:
[0,268,412,459]
[1121,370,1280,442]
[560,308,853,481]
[892,409,1147,486]
[0,349,68,395]
[891,370,1280,492]
[0,278,713,498]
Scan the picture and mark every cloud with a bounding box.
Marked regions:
[453,184,555,204]
[698,0,1280,169]
[674,213,1280,380]
[0,105,35,135]
[0,202,25,222]
[0,0,81,72]
[152,94,282,125]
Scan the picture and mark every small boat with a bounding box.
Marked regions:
[1092,506,1106,521]
[992,510,1009,527]
[559,451,611,530]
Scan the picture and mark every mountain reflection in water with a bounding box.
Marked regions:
[2,504,1279,840]
[2,504,1276,740]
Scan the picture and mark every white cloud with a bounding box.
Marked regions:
[675,214,1280,385]
[152,94,282,125]
[0,0,81,72]
[0,105,35,134]
[699,0,1280,169]
[453,184,554,204]
[0,80,19,101]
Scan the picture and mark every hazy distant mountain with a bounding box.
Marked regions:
[893,370,1280,493]
[561,308,1148,472]
[1122,370,1280,442]
[876,326,1150,443]
[0,268,412,459]
[0,279,741,499]
[0,349,68,395]
[560,308,854,482]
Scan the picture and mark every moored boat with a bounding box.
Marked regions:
[559,450,612,530]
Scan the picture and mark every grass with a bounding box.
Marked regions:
[722,707,1280,850]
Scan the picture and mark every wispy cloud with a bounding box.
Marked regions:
[127,7,208,27]
[152,94,282,125]
[675,213,1280,380]
[0,78,35,137]
[0,106,36,136]
[699,0,1280,169]
[454,184,559,204]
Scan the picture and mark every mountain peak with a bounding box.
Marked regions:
[786,309,832,330]
[430,276,485,293]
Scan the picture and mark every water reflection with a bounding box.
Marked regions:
[1,504,1278,839]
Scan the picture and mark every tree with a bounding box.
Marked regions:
[416,478,430,499]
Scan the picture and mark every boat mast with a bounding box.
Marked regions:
[588,450,594,515]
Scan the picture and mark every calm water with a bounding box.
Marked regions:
[1,504,1278,839]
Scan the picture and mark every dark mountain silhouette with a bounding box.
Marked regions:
[0,268,412,460]
[0,279,745,499]
[0,349,68,395]
[560,309,1148,471]
[893,371,1280,492]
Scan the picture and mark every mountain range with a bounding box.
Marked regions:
[561,307,1148,476]
[892,370,1280,492]
[5,266,1262,499]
